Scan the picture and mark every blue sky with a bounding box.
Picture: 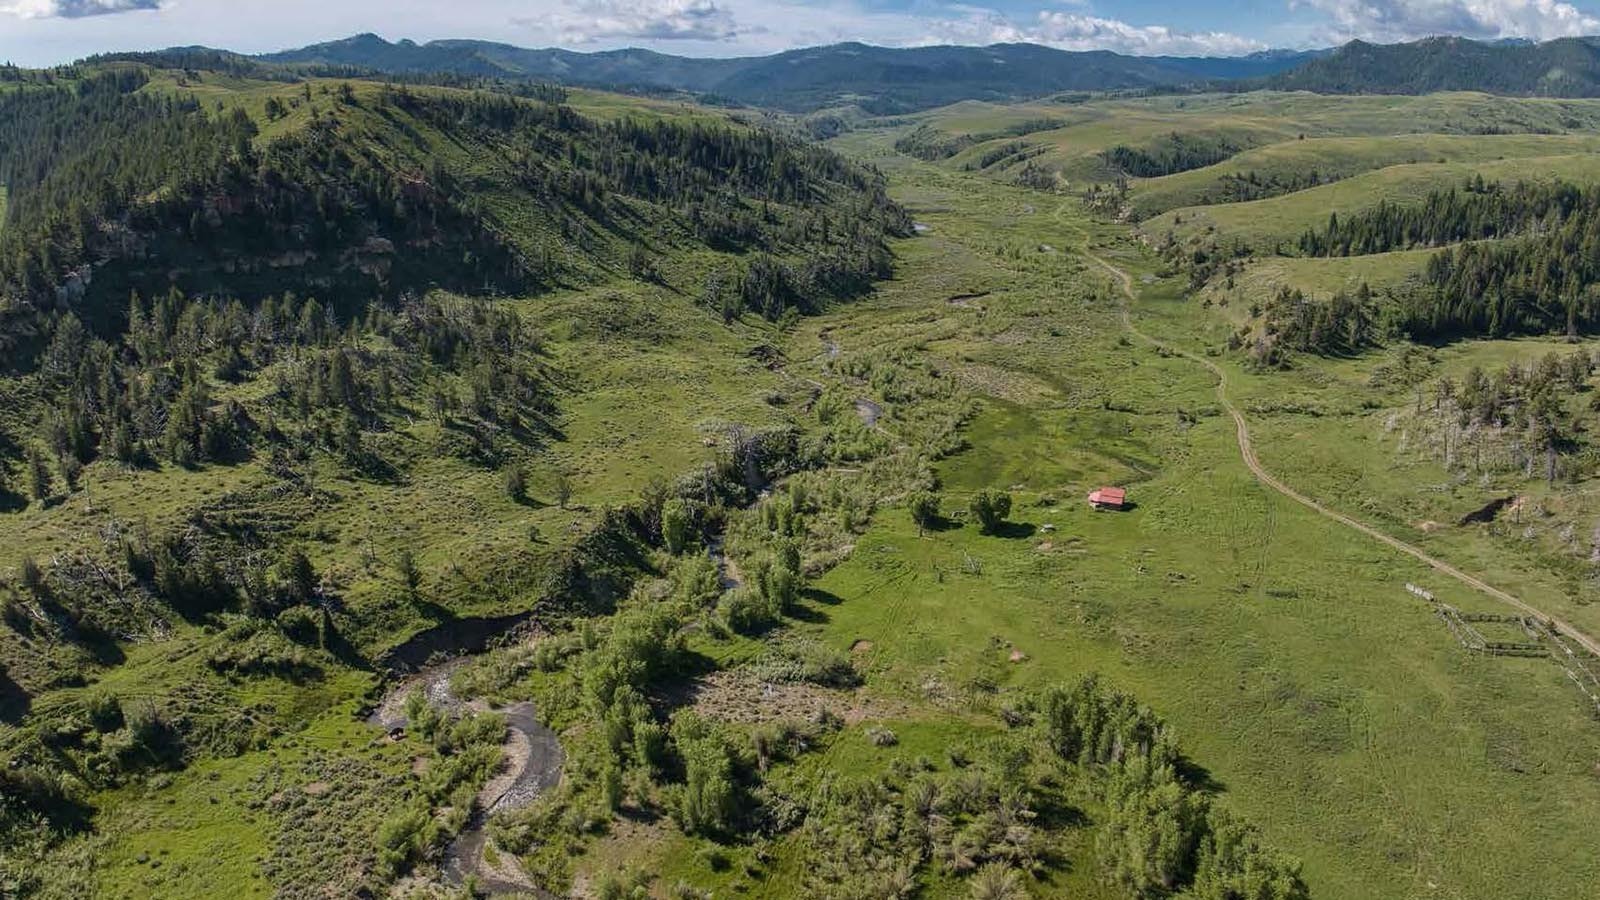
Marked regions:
[3,0,1600,66]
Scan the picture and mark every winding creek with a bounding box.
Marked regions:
[367,624,564,897]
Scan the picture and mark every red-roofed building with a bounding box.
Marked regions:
[1087,486,1127,510]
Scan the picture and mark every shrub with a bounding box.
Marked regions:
[633,719,669,774]
[503,466,528,503]
[277,605,321,645]
[662,498,692,555]
[719,587,778,635]
[907,491,940,535]
[969,862,1028,900]
[969,490,1012,535]
[18,556,44,594]
[750,639,861,688]
[272,548,317,607]
[375,802,438,877]
[667,713,738,837]
[83,690,123,733]
[760,564,800,614]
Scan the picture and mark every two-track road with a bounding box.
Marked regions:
[1085,249,1600,659]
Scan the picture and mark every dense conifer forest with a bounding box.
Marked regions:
[1290,178,1600,339]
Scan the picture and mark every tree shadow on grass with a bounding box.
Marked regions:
[674,647,722,681]
[1034,795,1090,831]
[801,587,845,607]
[410,596,456,625]
[73,620,126,667]
[923,515,965,534]
[788,603,830,625]
[0,665,30,725]
[991,521,1037,540]
[1176,754,1227,794]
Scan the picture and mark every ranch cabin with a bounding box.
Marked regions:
[1087,486,1127,510]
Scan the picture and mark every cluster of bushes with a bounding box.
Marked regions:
[1033,676,1308,899]
[373,694,506,878]
[794,755,1046,897]
[1103,133,1244,178]
[1245,283,1379,362]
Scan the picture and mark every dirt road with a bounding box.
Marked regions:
[1086,250,1600,659]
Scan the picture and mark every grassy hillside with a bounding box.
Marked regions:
[898,91,1600,191]
[1127,132,1600,219]
[1144,153,1600,252]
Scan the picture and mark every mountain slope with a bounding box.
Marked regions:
[0,67,906,362]
[1270,36,1600,96]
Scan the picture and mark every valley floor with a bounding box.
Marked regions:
[728,136,1600,899]
[12,108,1600,900]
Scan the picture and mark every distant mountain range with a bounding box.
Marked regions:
[93,33,1600,114]
[258,34,1325,113]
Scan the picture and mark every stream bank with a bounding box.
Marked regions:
[367,623,563,897]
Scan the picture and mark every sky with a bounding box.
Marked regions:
[3,0,1600,65]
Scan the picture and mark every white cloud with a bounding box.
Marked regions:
[1026,12,1267,55]
[537,0,745,44]
[917,7,1265,56]
[0,0,160,18]
[1295,0,1600,43]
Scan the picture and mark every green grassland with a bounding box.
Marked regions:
[1143,153,1600,253]
[483,127,1600,898]
[902,91,1600,187]
[1128,132,1600,219]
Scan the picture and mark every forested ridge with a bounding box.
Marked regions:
[1293,178,1600,339]
[1268,36,1600,97]
[0,65,907,371]
[1298,178,1593,256]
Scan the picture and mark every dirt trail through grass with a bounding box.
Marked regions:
[1083,243,1600,659]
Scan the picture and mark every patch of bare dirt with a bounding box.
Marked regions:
[686,669,906,725]
[855,398,884,426]
[850,639,874,654]
[950,363,1057,405]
